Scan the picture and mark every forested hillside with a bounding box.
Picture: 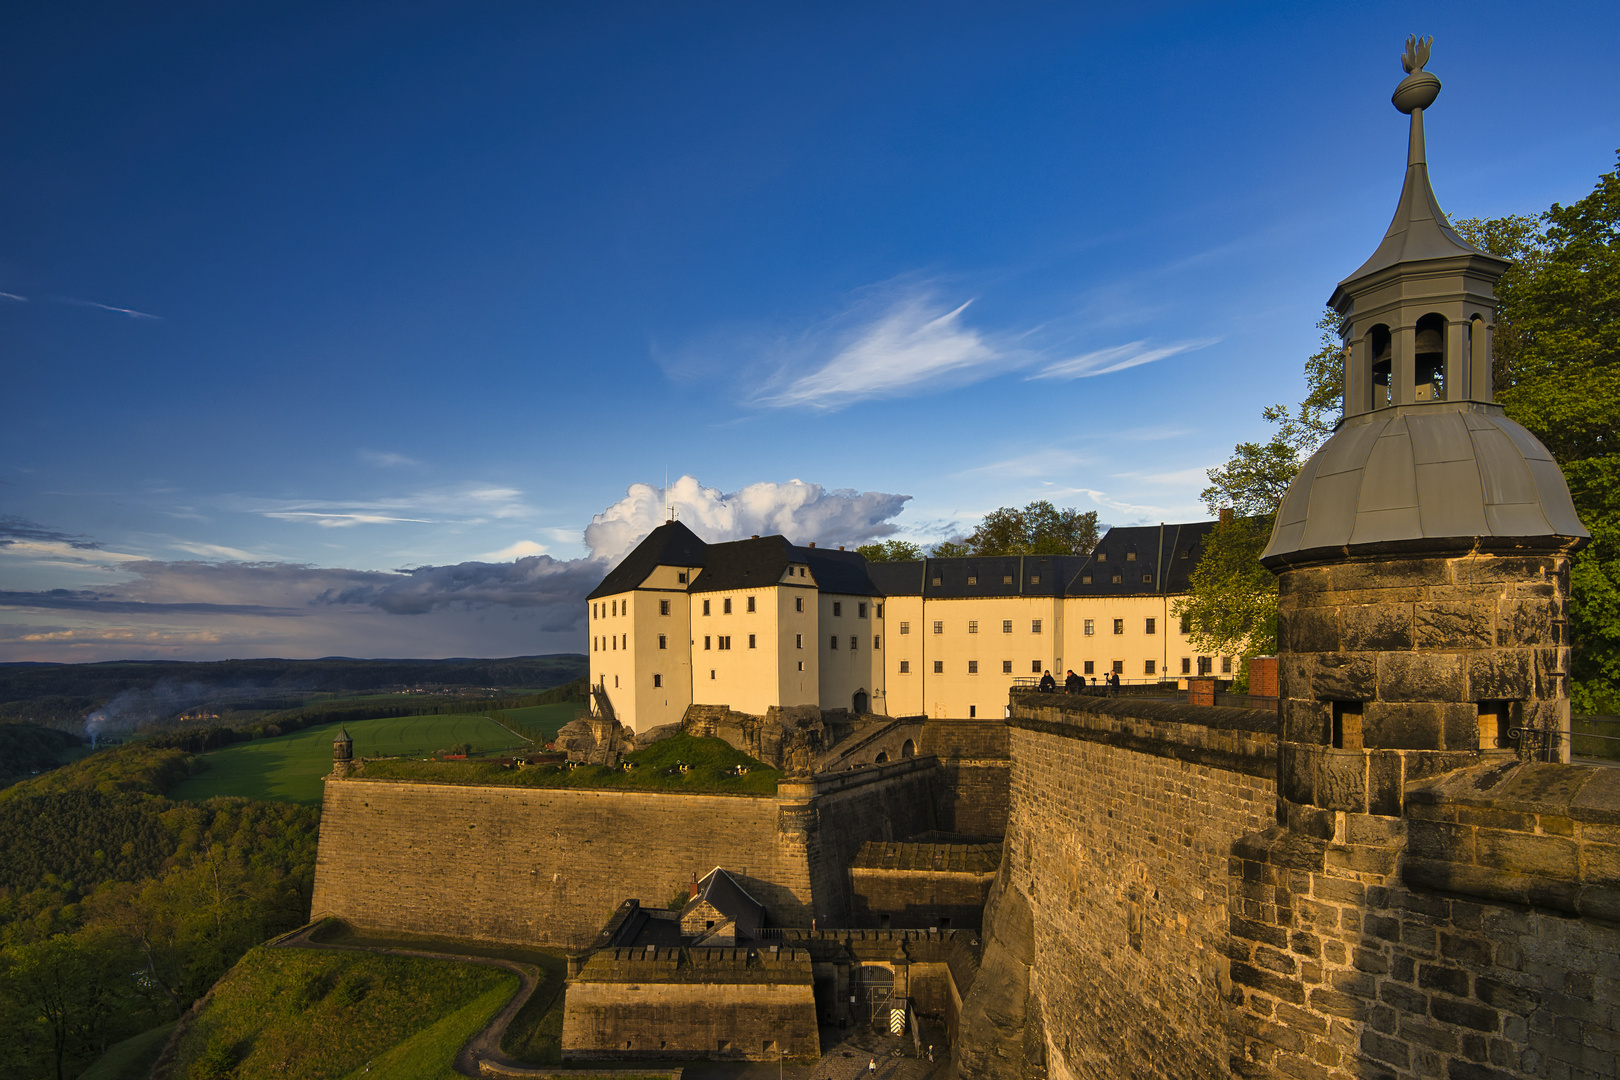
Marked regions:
[0,746,320,1080]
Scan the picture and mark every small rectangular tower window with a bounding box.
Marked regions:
[660,599,671,615]
[795,597,803,612]
[849,636,858,650]
[933,660,944,674]
[653,674,662,688]
[899,660,911,674]
[830,636,838,649]
[899,622,910,635]
[748,634,756,649]
[795,634,802,649]
[858,602,868,618]
[658,635,667,650]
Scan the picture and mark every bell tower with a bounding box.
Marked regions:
[1259,37,1589,844]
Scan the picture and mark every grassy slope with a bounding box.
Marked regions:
[494,702,584,742]
[78,1023,176,1080]
[168,946,515,1080]
[168,714,528,805]
[360,733,782,795]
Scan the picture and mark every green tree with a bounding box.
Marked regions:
[944,500,1101,557]
[1174,309,1343,678]
[928,540,971,558]
[855,539,924,562]
[1458,151,1620,711]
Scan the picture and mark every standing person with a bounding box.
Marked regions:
[1039,670,1056,692]
[1064,669,1082,693]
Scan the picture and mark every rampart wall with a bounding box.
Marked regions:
[311,756,944,948]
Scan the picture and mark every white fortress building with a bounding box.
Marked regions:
[587,518,1227,731]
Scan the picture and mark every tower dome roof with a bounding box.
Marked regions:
[1261,405,1587,567]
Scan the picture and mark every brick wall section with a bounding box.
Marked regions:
[1001,695,1278,1079]
[1227,759,1620,1079]
[924,719,1012,837]
[312,780,808,948]
[1248,658,1279,699]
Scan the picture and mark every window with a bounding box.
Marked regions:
[1222,656,1233,674]
[746,596,756,613]
[1182,657,1191,674]
[1113,619,1125,635]
[653,673,663,687]
[1145,660,1156,675]
[900,660,911,673]
[1031,660,1041,673]
[900,622,910,635]
[1002,620,1013,634]
[968,620,979,634]
[1145,618,1156,635]
[833,602,842,617]
[1030,574,1041,585]
[1031,620,1042,634]
[874,636,880,649]
[797,660,804,671]
[1084,619,1095,636]
[703,599,711,616]
[933,621,943,634]
[611,637,616,650]
[723,598,732,614]
[830,636,839,649]
[614,675,619,687]
[1082,575,1092,585]
[1112,574,1123,584]
[704,636,712,650]
[1112,660,1124,674]
[1180,549,1191,560]
[1084,661,1094,675]
[968,707,976,719]
[933,660,944,674]
[796,633,802,649]
[1097,552,1107,562]
[1002,574,1013,585]
[660,599,670,615]
[677,571,688,583]
[748,634,757,649]
[591,603,597,619]
[967,575,978,585]
[795,596,803,613]
[931,575,941,586]
[1180,615,1191,634]
[1126,551,1137,562]
[611,601,617,616]
[876,604,883,618]
[710,669,716,680]
[1198,656,1212,675]
[968,660,978,674]
[658,634,667,650]
[850,636,858,651]
[1002,660,1013,674]
[858,602,868,618]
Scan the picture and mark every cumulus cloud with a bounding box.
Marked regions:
[584,475,910,564]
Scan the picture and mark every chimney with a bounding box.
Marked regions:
[689,872,700,899]
[838,545,844,551]
[808,542,815,548]
[751,534,759,540]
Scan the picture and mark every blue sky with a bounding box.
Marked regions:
[2,1,1617,662]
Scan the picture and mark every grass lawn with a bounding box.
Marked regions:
[360,734,781,796]
[168,714,529,805]
[495,702,585,742]
[78,1022,175,1080]
[168,945,517,1080]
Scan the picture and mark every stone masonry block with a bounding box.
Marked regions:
[1342,604,1415,652]
[1283,698,1329,745]
[1284,607,1342,654]
[1317,751,1368,813]
[1378,652,1465,704]
[1313,652,1378,702]
[1280,744,1314,806]
[1496,598,1557,648]
[1407,820,1476,864]
[1586,843,1620,885]
[1414,602,1494,650]
[1475,830,1577,879]
[1368,753,1403,817]
[1443,703,1483,751]
[1364,701,1445,751]
[1465,650,1534,702]
[1331,557,1442,591]
[1279,653,1314,702]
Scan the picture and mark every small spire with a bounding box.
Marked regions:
[1336,36,1495,290]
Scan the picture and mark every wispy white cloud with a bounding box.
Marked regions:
[239,485,536,528]
[168,541,275,561]
[0,292,26,303]
[956,449,1093,479]
[757,294,1003,409]
[262,511,439,528]
[480,540,550,560]
[360,450,421,468]
[1031,338,1220,380]
[55,296,163,320]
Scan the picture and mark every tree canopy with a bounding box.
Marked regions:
[928,500,1101,559]
[855,539,923,562]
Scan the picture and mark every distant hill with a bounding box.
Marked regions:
[0,654,588,729]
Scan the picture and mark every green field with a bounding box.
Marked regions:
[168,714,529,805]
[495,701,585,742]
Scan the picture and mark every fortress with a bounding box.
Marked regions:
[310,41,1619,1079]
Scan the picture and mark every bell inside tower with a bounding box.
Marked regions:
[1369,324,1393,408]
[1414,313,1446,400]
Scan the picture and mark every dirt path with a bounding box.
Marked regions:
[269,923,552,1077]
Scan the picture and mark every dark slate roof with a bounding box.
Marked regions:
[870,522,1216,598]
[682,867,764,934]
[587,520,709,600]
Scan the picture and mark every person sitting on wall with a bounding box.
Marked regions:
[1064,669,1082,693]
[1039,670,1056,692]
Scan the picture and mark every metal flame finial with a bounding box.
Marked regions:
[1402,35,1432,75]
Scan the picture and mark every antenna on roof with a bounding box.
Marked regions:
[665,465,675,522]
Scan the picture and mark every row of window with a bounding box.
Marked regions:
[889,656,1229,676]
[894,617,1176,635]
[592,635,629,651]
